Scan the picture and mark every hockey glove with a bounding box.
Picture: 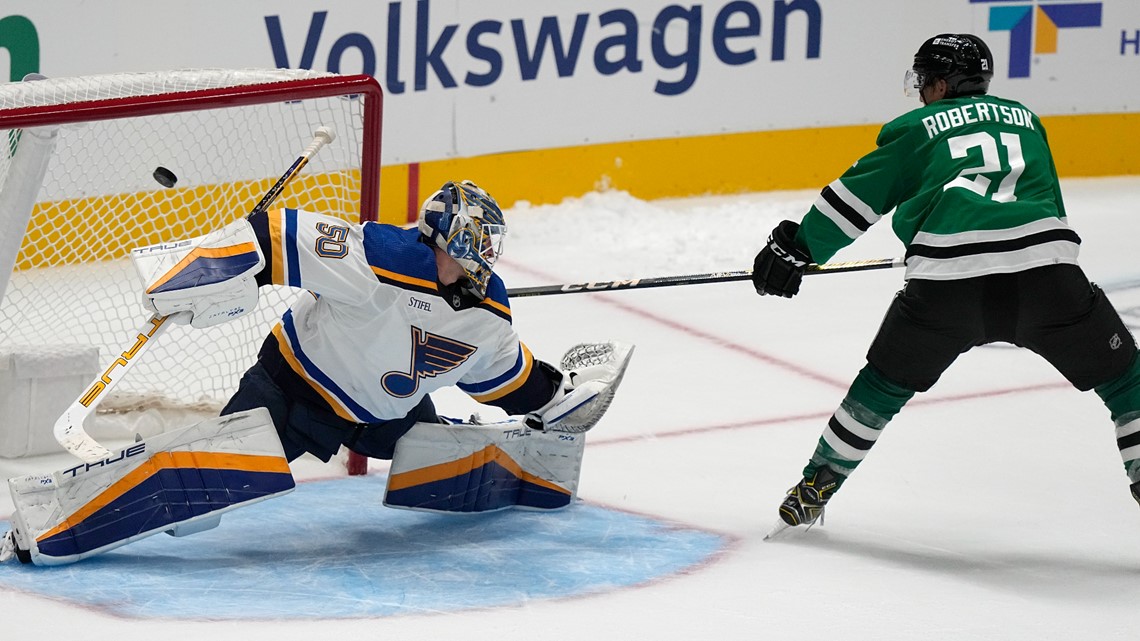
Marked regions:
[752,219,811,298]
[132,219,265,328]
[526,342,635,434]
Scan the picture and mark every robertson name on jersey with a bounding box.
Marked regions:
[796,94,1079,280]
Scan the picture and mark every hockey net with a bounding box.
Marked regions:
[0,69,381,471]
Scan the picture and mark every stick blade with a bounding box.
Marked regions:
[53,411,113,463]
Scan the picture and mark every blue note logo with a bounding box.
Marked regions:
[971,0,1102,77]
[382,326,477,398]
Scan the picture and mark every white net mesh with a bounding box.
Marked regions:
[0,68,378,415]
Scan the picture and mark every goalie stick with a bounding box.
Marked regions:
[54,127,336,463]
[505,256,905,298]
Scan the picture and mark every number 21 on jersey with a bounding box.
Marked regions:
[944,132,1025,203]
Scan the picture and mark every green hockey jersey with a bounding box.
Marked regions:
[795,94,1080,280]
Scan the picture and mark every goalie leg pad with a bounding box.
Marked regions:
[384,419,586,514]
[5,407,294,566]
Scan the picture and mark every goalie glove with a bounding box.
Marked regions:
[131,218,265,329]
[527,341,635,434]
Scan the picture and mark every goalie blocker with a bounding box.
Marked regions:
[131,218,265,329]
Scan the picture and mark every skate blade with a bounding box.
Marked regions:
[764,519,793,540]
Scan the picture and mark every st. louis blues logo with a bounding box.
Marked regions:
[382,326,478,398]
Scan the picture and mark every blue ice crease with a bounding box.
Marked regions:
[0,475,727,619]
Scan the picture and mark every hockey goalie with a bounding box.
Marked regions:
[1,179,634,566]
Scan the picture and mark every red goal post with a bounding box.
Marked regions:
[0,69,380,474]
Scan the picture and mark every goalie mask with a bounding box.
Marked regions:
[418,180,507,299]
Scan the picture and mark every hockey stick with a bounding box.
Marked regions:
[54,127,337,463]
[505,256,905,298]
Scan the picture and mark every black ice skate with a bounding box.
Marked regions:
[765,466,842,540]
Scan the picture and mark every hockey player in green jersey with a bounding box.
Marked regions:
[753,33,1140,537]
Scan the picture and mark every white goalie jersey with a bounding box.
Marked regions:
[248,208,552,423]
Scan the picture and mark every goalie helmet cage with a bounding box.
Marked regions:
[0,68,381,475]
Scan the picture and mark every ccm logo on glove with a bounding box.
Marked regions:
[752,220,812,298]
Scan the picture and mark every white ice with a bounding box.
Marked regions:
[3,176,1140,639]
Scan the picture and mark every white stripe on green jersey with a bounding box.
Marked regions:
[796,94,1080,281]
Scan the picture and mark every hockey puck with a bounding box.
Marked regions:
[153,166,178,188]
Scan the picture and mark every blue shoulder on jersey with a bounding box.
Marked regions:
[361,225,441,297]
[361,225,512,322]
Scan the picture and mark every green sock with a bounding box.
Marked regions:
[803,364,916,485]
[1094,351,1140,481]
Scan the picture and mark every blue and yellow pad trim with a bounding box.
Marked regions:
[35,451,293,561]
[7,408,294,566]
[384,420,585,514]
[386,444,571,512]
[146,242,261,294]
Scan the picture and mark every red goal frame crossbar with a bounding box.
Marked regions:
[0,73,384,222]
[0,72,382,475]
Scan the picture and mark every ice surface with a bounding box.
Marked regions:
[2,177,1139,639]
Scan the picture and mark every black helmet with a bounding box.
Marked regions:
[911,33,993,97]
